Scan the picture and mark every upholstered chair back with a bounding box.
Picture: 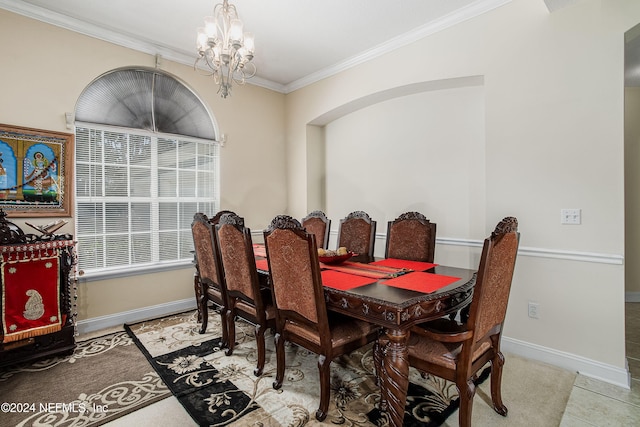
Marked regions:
[191,212,221,287]
[385,211,436,262]
[301,210,331,249]
[469,217,520,345]
[337,211,376,258]
[216,213,256,300]
[265,215,325,325]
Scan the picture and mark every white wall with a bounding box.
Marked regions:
[324,83,486,257]
[285,0,640,386]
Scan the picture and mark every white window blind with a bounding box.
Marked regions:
[75,124,219,275]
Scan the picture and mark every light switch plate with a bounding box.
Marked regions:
[561,209,581,225]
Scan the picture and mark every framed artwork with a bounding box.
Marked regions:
[0,124,74,217]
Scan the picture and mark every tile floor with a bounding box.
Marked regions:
[559,303,640,426]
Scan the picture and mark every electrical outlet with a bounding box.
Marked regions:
[561,209,581,225]
[528,302,539,319]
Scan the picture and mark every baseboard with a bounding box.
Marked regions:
[626,292,640,302]
[502,336,631,389]
[75,298,197,335]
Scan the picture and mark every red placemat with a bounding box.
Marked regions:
[381,272,460,293]
[321,270,377,291]
[371,258,437,271]
[255,259,269,271]
[253,244,267,258]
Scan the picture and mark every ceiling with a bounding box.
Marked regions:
[1,0,512,93]
[3,0,632,90]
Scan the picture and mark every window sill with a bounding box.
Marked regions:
[78,261,194,283]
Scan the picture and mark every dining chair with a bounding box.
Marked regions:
[263,215,380,421]
[385,211,436,262]
[337,210,377,259]
[301,210,331,249]
[215,212,276,376]
[376,216,519,427]
[198,210,236,333]
[191,211,231,343]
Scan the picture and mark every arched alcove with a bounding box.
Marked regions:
[305,76,486,254]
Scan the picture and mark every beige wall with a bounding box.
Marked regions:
[2,0,639,385]
[0,9,287,320]
[323,83,486,252]
[285,0,640,379]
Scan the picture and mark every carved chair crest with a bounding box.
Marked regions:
[266,215,303,232]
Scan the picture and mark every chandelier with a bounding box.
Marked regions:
[195,0,256,98]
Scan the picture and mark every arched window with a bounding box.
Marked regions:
[74,67,220,277]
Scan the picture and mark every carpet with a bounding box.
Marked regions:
[124,310,488,426]
[0,330,171,426]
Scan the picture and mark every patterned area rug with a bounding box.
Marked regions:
[0,331,170,426]
[125,310,488,426]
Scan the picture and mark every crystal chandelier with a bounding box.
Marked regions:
[195,0,256,98]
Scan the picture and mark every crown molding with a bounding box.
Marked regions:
[282,0,512,93]
[0,0,510,95]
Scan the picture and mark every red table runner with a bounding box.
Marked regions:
[371,258,437,272]
[381,271,460,293]
[321,261,405,279]
[252,244,267,258]
[321,270,377,291]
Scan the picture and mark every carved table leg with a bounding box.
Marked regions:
[381,328,409,427]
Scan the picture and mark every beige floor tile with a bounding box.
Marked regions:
[574,375,640,406]
[102,397,196,426]
[559,413,599,427]
[563,386,640,426]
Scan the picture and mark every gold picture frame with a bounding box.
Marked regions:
[0,124,74,217]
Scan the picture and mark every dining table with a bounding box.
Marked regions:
[252,244,476,427]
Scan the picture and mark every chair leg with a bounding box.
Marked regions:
[490,350,508,416]
[254,323,266,376]
[219,309,229,348]
[273,332,285,390]
[457,378,476,427]
[197,282,209,335]
[194,274,203,323]
[224,307,236,356]
[316,354,330,421]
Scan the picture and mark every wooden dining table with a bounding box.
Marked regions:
[253,244,476,427]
